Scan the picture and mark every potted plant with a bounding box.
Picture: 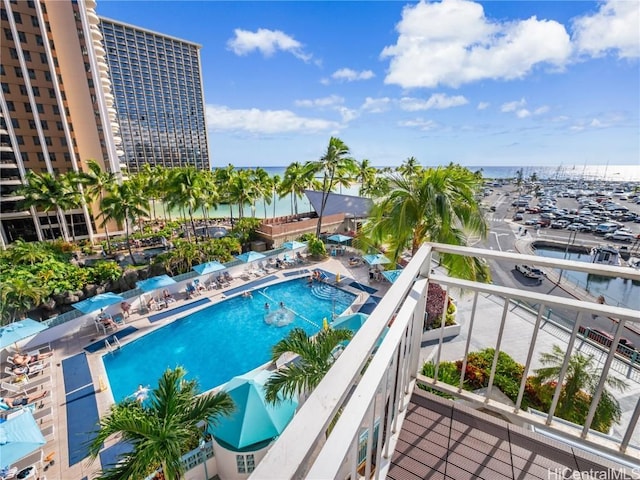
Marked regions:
[423,283,460,341]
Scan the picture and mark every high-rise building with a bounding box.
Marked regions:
[0,0,210,247]
[99,17,210,172]
[0,0,123,247]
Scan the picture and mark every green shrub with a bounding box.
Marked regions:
[88,261,123,284]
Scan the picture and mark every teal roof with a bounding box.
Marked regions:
[210,370,297,450]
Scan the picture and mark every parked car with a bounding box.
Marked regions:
[513,213,524,221]
[604,231,636,242]
[515,265,544,280]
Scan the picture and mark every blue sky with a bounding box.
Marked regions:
[96,0,639,168]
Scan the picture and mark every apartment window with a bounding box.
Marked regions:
[52,105,59,114]
[18,31,26,43]
[23,50,31,62]
[40,120,48,130]
[27,0,35,7]
[9,48,18,60]
[33,136,40,145]
[32,86,40,96]
[16,135,24,145]
[37,152,45,162]
[13,12,21,23]
[48,88,55,98]
[40,52,47,64]
[11,119,19,128]
[28,120,36,129]
[35,34,43,46]
[49,152,56,161]
[27,69,36,80]
[21,152,28,162]
[1,83,9,94]
[36,103,44,114]
[0,9,6,21]
[31,15,38,27]
[3,28,11,41]
[25,103,32,113]
[0,65,4,75]
[19,85,28,95]
[44,71,51,81]
[44,136,52,146]
[14,67,23,78]
[60,137,67,147]
[63,153,70,162]
[56,121,63,131]
[6,101,15,112]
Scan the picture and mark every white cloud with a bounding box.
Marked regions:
[295,95,344,108]
[361,97,392,113]
[227,28,312,62]
[399,93,468,111]
[516,109,531,119]
[477,102,490,110]
[330,68,375,82]
[336,106,359,123]
[398,118,438,131]
[206,105,340,134]
[552,115,570,122]
[381,0,572,88]
[534,106,550,115]
[572,0,640,59]
[501,98,527,113]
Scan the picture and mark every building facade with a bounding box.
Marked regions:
[0,0,209,247]
[99,17,209,173]
[0,0,123,246]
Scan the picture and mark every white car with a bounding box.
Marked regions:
[604,231,636,242]
[515,265,545,280]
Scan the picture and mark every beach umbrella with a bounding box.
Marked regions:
[210,370,297,450]
[0,410,46,467]
[236,251,266,263]
[282,241,307,250]
[72,292,125,314]
[0,319,48,351]
[192,261,226,276]
[136,274,177,293]
[381,269,403,284]
[363,254,391,266]
[327,234,352,244]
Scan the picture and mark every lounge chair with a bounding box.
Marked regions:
[94,316,118,334]
[223,271,234,282]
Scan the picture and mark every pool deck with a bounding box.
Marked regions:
[20,254,388,480]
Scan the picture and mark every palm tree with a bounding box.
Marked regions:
[308,137,357,237]
[363,165,490,281]
[264,327,353,405]
[166,167,203,243]
[18,171,71,241]
[100,180,149,265]
[57,171,86,243]
[279,162,318,216]
[0,276,47,324]
[397,156,422,177]
[77,159,118,251]
[271,174,281,218]
[356,159,378,197]
[89,367,234,480]
[534,345,627,431]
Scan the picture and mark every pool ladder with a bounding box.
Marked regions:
[105,335,122,353]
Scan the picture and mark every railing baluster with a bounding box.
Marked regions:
[515,303,545,412]
[459,291,479,393]
[485,297,510,403]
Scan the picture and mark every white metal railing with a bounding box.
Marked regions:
[251,243,640,479]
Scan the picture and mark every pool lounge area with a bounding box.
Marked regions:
[4,253,384,479]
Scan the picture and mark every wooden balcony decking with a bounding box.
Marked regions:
[388,388,632,480]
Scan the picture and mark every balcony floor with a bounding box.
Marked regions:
[388,388,633,480]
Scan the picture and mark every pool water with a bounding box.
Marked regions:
[103,279,355,402]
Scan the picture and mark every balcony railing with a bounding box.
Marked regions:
[251,243,640,479]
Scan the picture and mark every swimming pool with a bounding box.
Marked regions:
[103,279,356,402]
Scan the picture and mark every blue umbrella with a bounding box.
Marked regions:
[282,241,307,250]
[192,261,226,276]
[136,275,177,293]
[72,292,125,314]
[236,251,266,263]
[211,370,297,449]
[363,254,391,266]
[381,269,403,283]
[0,410,45,467]
[0,319,48,351]
[327,234,352,244]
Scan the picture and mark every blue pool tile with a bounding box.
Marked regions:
[84,326,138,353]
